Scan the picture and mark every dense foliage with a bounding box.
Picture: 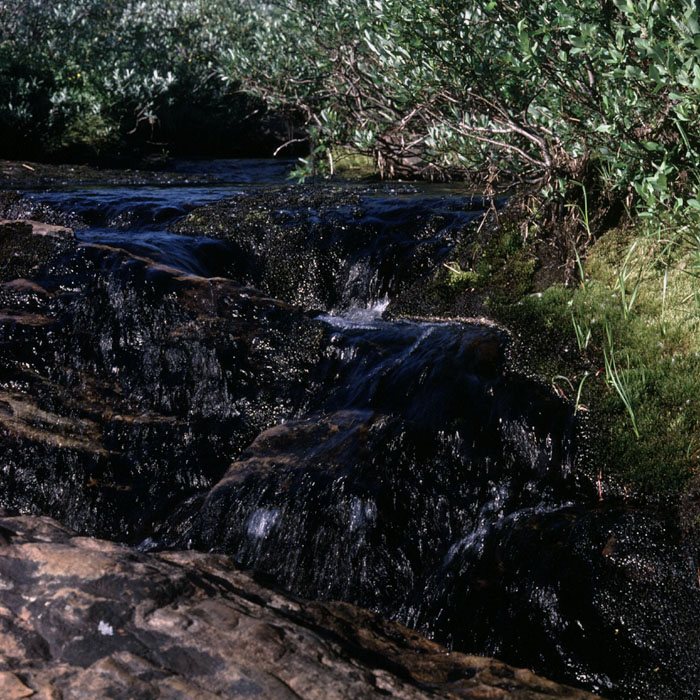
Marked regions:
[7,0,700,198]
[224,0,700,204]
[0,0,268,162]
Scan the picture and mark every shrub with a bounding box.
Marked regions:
[0,0,263,161]
[221,0,700,209]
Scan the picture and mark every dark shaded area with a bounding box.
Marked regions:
[0,74,299,169]
[412,503,700,700]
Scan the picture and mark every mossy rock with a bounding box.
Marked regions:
[172,185,484,310]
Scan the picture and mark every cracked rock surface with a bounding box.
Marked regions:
[0,514,602,700]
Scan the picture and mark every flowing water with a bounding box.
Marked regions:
[1,159,698,699]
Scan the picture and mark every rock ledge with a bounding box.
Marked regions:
[0,514,602,699]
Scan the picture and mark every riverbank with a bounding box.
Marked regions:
[387,191,700,516]
[3,156,698,504]
[0,158,216,187]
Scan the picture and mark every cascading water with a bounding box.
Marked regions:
[0,159,698,700]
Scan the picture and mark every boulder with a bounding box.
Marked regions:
[0,513,603,700]
[0,239,324,541]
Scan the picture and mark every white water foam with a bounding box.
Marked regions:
[348,497,377,532]
[246,507,281,539]
[317,296,390,330]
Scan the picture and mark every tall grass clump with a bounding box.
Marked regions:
[508,209,700,493]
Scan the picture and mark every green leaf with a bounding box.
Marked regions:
[648,63,662,82]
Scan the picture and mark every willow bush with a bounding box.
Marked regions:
[0,0,261,161]
[223,0,700,212]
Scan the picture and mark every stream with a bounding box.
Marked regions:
[1,159,698,700]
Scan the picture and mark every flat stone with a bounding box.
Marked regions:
[0,514,603,700]
[0,218,74,283]
[0,160,216,187]
[0,219,74,240]
[0,671,34,698]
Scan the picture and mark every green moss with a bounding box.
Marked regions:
[330,147,377,179]
[242,210,269,224]
[600,352,700,492]
[447,219,538,307]
[491,217,700,495]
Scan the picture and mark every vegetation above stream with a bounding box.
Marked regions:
[0,1,285,163]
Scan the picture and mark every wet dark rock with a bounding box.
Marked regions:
[3,188,196,239]
[172,387,572,604]
[0,240,324,541]
[171,185,487,310]
[174,322,579,613]
[0,217,75,283]
[0,513,603,700]
[0,159,217,188]
[162,313,700,700]
[411,503,700,700]
[0,190,88,230]
[161,318,600,675]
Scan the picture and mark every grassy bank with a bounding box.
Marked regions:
[418,199,700,505]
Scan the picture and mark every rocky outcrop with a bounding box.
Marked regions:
[0,218,75,283]
[171,186,489,310]
[1,195,697,700]
[168,326,578,616]
[0,229,324,541]
[0,513,602,700]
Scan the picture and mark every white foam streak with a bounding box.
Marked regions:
[317,296,390,330]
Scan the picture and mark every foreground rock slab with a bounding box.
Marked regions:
[0,515,601,700]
